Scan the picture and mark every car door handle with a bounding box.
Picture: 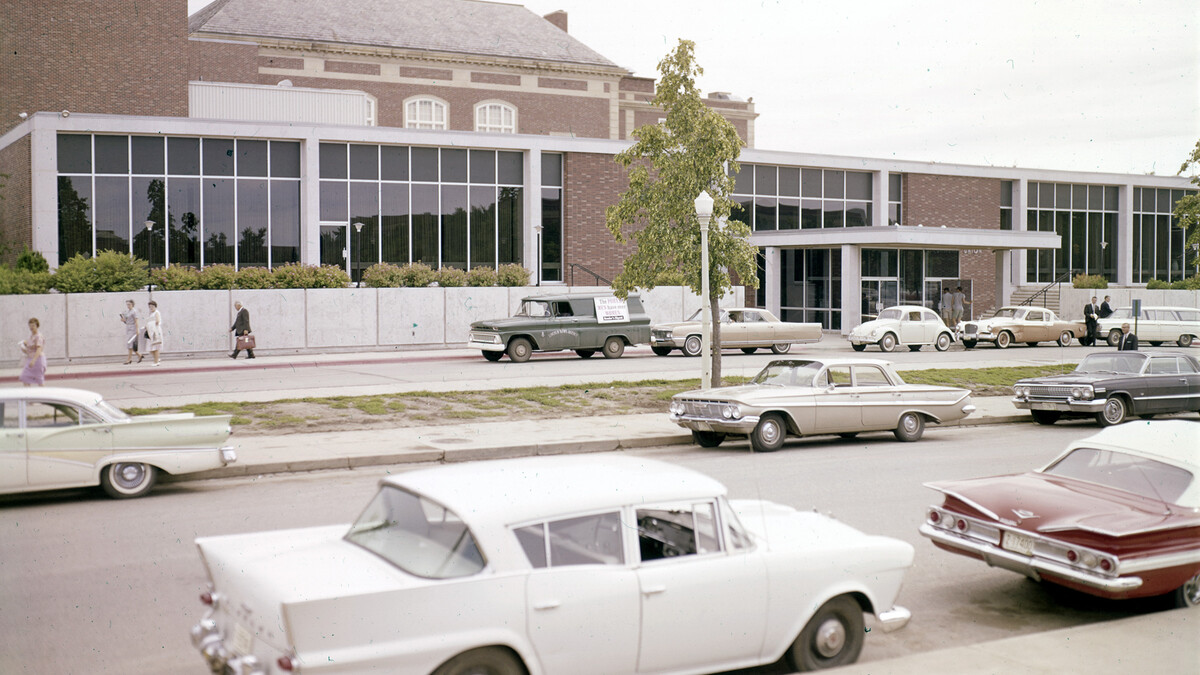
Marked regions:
[642,585,667,596]
[532,600,561,610]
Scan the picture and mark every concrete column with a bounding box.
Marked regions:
[301,134,321,266]
[872,170,887,226]
[1117,183,1133,285]
[840,244,860,333]
[1012,178,1028,286]
[524,148,542,284]
[30,120,58,268]
[764,246,781,316]
[996,250,1012,308]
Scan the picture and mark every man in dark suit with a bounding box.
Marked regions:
[1099,295,1113,318]
[1117,323,1138,351]
[1083,296,1099,346]
[230,301,255,359]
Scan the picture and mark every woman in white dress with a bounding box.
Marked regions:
[145,300,163,366]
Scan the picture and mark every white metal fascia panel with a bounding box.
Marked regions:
[749,226,1062,251]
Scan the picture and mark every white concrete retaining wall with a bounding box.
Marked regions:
[1058,288,1200,320]
[0,285,741,365]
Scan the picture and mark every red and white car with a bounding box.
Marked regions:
[920,421,1200,607]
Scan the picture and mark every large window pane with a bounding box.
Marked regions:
[202,138,234,176]
[131,177,166,266]
[411,147,438,182]
[498,186,523,265]
[350,182,380,278]
[270,141,301,178]
[733,165,753,194]
[203,178,235,265]
[320,181,347,222]
[441,184,468,269]
[95,135,128,174]
[755,165,776,195]
[132,136,164,175]
[58,134,92,174]
[411,184,439,265]
[925,250,958,278]
[471,149,496,184]
[319,143,347,179]
[237,140,268,177]
[381,145,408,181]
[801,169,821,198]
[350,144,379,180]
[440,149,466,183]
[168,177,201,267]
[778,198,799,230]
[823,171,844,199]
[1070,212,1086,275]
[1156,214,1169,280]
[801,199,821,229]
[755,197,776,230]
[94,176,129,254]
[846,201,868,227]
[846,171,871,200]
[470,185,496,268]
[540,187,561,280]
[1055,211,1069,278]
[497,152,522,185]
[381,183,410,264]
[57,176,93,264]
[168,138,199,176]
[237,180,269,267]
[271,181,301,265]
[779,167,799,197]
[823,202,844,228]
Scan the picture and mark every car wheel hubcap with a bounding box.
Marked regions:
[814,618,846,658]
[116,464,144,487]
[1183,574,1200,606]
[761,421,781,444]
[902,415,918,433]
[1104,400,1123,423]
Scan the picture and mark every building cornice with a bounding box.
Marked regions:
[750,225,1062,251]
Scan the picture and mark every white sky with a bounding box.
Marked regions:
[188,0,1200,176]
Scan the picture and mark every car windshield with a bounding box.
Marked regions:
[345,486,486,579]
[1043,448,1193,504]
[751,360,824,387]
[686,309,729,322]
[515,300,551,318]
[992,308,1018,319]
[1074,353,1146,375]
[877,309,902,320]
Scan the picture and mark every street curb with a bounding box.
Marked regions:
[161,414,1032,485]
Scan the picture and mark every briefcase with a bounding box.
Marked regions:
[236,334,256,350]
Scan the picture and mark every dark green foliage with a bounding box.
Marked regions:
[16,249,49,273]
[51,251,149,293]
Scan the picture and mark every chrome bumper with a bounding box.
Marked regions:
[1012,399,1105,413]
[220,446,237,465]
[191,615,267,675]
[669,414,760,434]
[919,524,1142,592]
[650,336,681,347]
[468,332,506,351]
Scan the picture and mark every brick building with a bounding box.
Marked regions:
[0,0,1193,333]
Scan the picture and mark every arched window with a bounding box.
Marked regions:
[475,101,517,134]
[405,97,448,130]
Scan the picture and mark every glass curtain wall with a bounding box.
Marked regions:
[778,248,842,329]
[56,134,300,268]
[319,143,523,276]
[1133,187,1198,282]
[732,165,872,231]
[861,248,960,317]
[1025,182,1117,283]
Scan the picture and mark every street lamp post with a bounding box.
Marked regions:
[144,220,156,295]
[353,222,364,287]
[694,190,714,390]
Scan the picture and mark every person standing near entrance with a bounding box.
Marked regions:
[1117,323,1138,351]
[951,286,970,325]
[940,287,953,325]
[1099,295,1113,319]
[1083,296,1100,346]
[230,301,255,359]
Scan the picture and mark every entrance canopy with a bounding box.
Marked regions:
[749,225,1060,251]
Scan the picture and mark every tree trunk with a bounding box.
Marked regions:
[710,293,722,387]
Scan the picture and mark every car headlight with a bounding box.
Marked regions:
[1013,385,1028,398]
[722,404,742,420]
[669,401,684,415]
[1072,386,1094,400]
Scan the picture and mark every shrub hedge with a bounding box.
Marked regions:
[1071,273,1108,289]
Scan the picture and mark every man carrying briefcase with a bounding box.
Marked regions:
[230,300,255,359]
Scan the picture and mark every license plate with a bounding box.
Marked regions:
[1002,530,1035,556]
[232,623,255,656]
[1030,401,1062,410]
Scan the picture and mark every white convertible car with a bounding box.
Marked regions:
[1,387,235,499]
[192,455,914,674]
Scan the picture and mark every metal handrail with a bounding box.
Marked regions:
[1019,270,1073,309]
[567,263,611,286]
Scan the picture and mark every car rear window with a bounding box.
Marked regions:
[1043,448,1193,504]
[346,486,485,579]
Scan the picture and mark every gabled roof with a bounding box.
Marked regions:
[190,0,624,71]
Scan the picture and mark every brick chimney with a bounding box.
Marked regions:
[543,10,568,32]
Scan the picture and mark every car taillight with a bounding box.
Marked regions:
[277,656,297,672]
[928,510,940,524]
[1099,558,1112,572]
[200,591,213,606]
[1066,550,1078,563]
[955,519,967,531]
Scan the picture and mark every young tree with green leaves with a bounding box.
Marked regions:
[1174,138,1200,254]
[605,39,756,387]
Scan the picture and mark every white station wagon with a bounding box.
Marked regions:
[1097,306,1200,348]
[192,455,914,675]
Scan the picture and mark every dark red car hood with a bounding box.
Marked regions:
[926,473,1199,537]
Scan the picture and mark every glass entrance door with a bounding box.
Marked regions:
[320,224,348,276]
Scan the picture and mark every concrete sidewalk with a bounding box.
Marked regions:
[178,395,1030,481]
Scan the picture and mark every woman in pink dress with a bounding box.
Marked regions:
[18,317,46,386]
